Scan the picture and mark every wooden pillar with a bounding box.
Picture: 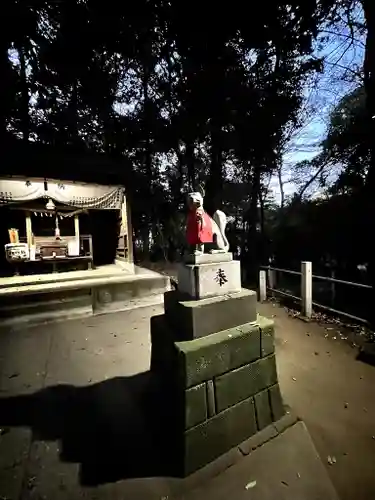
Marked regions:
[25,211,32,248]
[121,200,128,259]
[124,195,134,263]
[74,214,80,252]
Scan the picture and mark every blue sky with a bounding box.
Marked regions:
[270,9,366,203]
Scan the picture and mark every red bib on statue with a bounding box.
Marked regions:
[186,211,213,245]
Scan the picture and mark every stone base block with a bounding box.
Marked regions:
[150,313,285,476]
[164,289,257,340]
[184,396,257,475]
[183,252,233,265]
[178,260,241,299]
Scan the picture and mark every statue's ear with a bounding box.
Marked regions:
[198,184,205,198]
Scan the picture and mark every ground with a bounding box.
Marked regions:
[258,302,375,500]
[0,300,374,499]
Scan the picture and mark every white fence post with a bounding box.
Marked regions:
[268,267,276,291]
[301,261,312,318]
[259,270,267,302]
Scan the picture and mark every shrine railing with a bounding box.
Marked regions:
[259,262,372,325]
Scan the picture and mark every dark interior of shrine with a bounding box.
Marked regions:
[0,202,120,276]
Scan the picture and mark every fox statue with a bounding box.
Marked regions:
[186,185,229,255]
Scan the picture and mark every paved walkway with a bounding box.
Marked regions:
[0,301,374,499]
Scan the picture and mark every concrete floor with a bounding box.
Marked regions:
[0,301,374,499]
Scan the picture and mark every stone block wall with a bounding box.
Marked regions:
[92,274,170,313]
[150,314,285,475]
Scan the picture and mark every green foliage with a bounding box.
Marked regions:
[324,86,369,193]
[0,0,340,263]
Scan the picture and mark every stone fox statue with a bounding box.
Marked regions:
[186,187,229,254]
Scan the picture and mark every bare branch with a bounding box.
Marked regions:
[320,29,365,48]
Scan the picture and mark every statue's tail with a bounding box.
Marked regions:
[213,210,229,252]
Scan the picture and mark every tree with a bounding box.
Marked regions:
[0,0,349,274]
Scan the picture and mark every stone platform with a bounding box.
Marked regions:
[151,312,283,475]
[0,264,170,328]
[150,253,287,475]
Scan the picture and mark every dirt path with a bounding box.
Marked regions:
[258,302,375,500]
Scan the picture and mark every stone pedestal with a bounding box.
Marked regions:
[178,253,241,300]
[150,254,286,476]
[183,252,234,265]
[164,289,257,340]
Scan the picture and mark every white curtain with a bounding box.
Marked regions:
[0,178,123,209]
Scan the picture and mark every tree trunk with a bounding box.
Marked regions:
[142,60,153,259]
[185,142,195,190]
[277,164,285,209]
[245,165,261,284]
[362,0,375,329]
[0,37,12,141]
[69,80,79,146]
[206,125,223,215]
[143,69,153,182]
[17,45,29,142]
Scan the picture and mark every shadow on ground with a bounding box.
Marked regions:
[0,371,179,486]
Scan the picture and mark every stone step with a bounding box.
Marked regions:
[0,272,168,298]
[0,304,93,329]
[0,288,92,316]
[182,420,339,500]
[0,266,132,290]
[0,272,170,328]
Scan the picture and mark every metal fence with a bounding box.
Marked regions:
[259,262,372,325]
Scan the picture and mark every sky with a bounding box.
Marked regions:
[270,10,366,204]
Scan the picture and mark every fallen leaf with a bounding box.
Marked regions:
[281,481,289,486]
[27,476,36,490]
[344,402,349,409]
[292,377,297,381]
[9,372,19,379]
[327,455,336,465]
[245,480,257,490]
[314,351,319,356]
[296,472,301,478]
